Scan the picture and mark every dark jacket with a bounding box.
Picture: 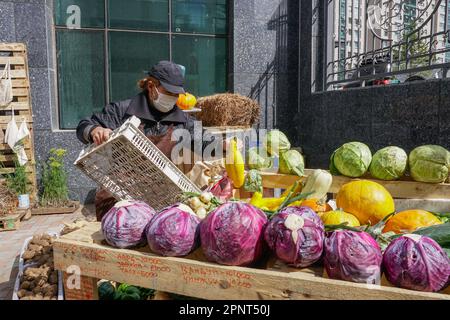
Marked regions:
[76,92,200,145]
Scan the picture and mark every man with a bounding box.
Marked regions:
[77,60,201,221]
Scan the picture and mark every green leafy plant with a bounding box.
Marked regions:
[39,148,69,207]
[4,157,30,196]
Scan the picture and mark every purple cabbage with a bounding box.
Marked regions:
[383,234,450,292]
[101,200,156,249]
[200,202,268,266]
[324,230,382,284]
[146,204,201,257]
[264,206,324,268]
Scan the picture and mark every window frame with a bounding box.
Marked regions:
[53,0,229,130]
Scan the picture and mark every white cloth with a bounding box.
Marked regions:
[0,61,13,107]
[4,106,30,165]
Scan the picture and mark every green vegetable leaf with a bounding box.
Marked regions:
[413,223,450,247]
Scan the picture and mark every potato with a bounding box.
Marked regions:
[22,250,36,260]
[33,240,50,247]
[43,296,51,300]
[42,245,52,255]
[33,286,43,295]
[32,253,43,263]
[36,276,48,287]
[28,282,36,291]
[20,296,32,300]
[28,244,43,252]
[20,281,32,290]
[17,289,28,298]
[44,284,58,297]
[35,293,44,300]
[37,254,51,266]
[48,272,58,285]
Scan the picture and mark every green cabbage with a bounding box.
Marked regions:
[331,142,372,177]
[279,150,305,176]
[247,147,273,170]
[409,145,450,183]
[264,130,291,156]
[369,146,408,180]
[244,169,263,193]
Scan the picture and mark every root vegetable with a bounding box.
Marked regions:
[20,281,31,290]
[33,286,43,295]
[187,197,203,210]
[28,244,43,252]
[43,285,57,297]
[17,289,28,298]
[196,207,207,219]
[35,293,44,300]
[22,250,36,260]
[200,192,213,204]
[49,272,58,285]
[42,245,52,255]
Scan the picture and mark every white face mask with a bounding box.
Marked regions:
[153,87,178,113]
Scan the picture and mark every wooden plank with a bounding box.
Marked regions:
[0,144,31,151]
[0,116,32,124]
[62,272,99,300]
[0,209,27,232]
[260,170,450,200]
[0,43,26,52]
[0,102,29,111]
[12,88,28,96]
[9,69,27,78]
[52,223,450,300]
[0,151,33,161]
[0,56,25,65]
[0,167,34,175]
[11,79,29,88]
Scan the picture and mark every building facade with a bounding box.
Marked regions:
[1,0,450,203]
[0,0,296,203]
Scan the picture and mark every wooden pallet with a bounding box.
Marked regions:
[0,208,31,232]
[0,43,37,200]
[53,222,450,300]
[31,201,80,216]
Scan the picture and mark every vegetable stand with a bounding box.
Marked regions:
[53,222,450,300]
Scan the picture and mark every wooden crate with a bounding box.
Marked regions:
[53,222,450,300]
[0,209,30,232]
[0,43,37,200]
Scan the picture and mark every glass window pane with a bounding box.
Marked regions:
[54,0,105,28]
[172,35,227,96]
[56,30,106,129]
[172,0,227,34]
[109,32,169,102]
[108,0,168,31]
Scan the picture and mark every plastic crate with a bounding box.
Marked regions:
[74,116,201,211]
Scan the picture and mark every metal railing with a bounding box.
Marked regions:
[323,0,450,90]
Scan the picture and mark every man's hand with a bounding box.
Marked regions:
[91,127,113,146]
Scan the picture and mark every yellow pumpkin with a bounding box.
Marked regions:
[336,180,395,225]
[177,93,197,110]
[383,209,442,234]
[320,210,360,227]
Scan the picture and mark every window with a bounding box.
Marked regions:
[54,0,228,129]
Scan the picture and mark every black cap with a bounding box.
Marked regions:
[147,61,185,94]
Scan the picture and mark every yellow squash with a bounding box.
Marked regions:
[250,192,285,211]
[383,209,443,234]
[336,180,395,225]
[225,138,245,188]
[320,210,360,227]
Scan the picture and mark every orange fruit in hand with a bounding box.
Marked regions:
[383,209,443,234]
[336,180,395,225]
[177,93,197,110]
